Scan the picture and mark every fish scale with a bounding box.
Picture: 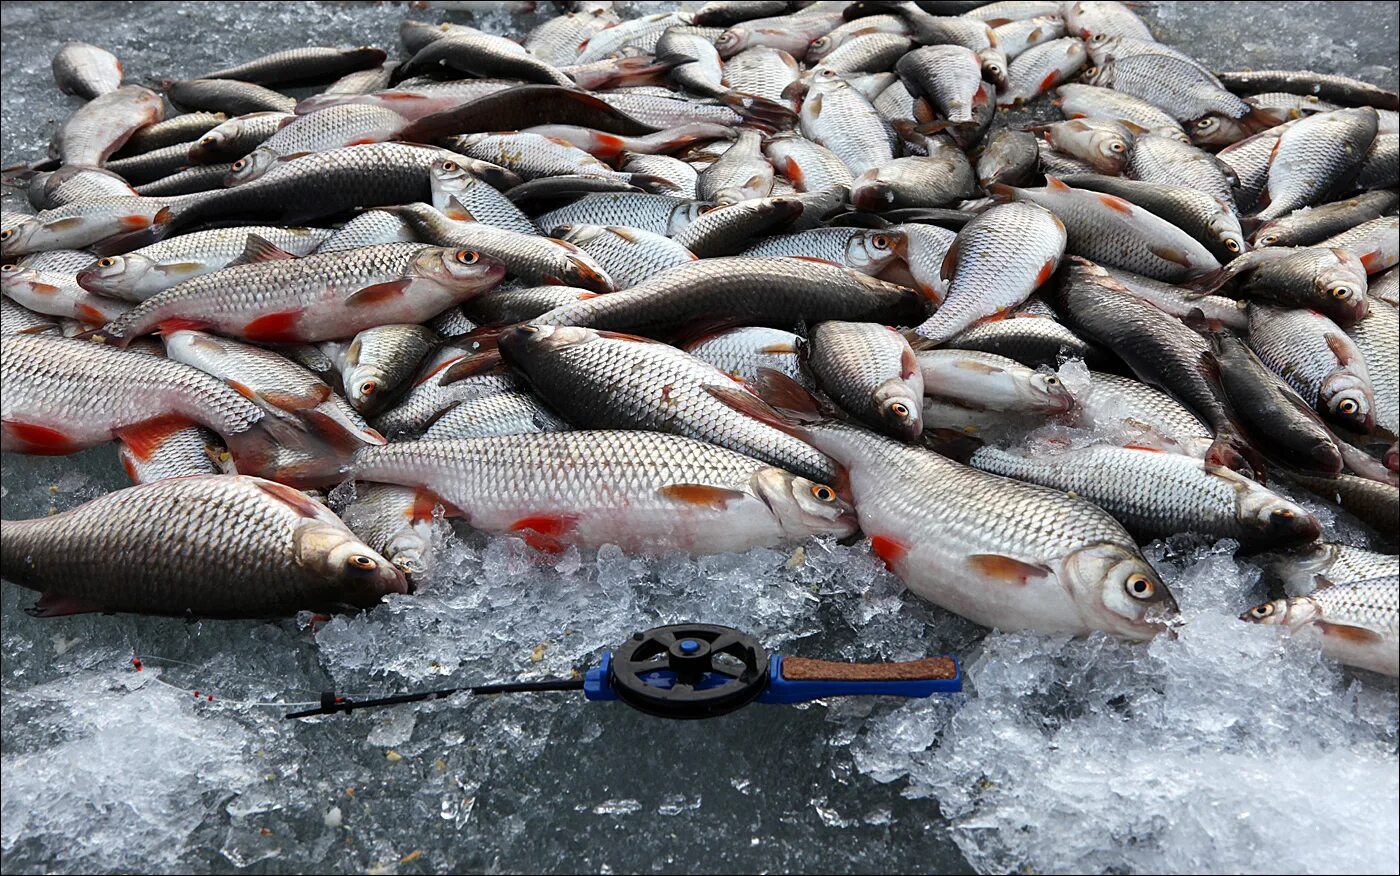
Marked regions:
[229,105,409,185]
[1256,108,1379,222]
[697,130,774,205]
[1346,301,1399,437]
[799,73,895,176]
[969,444,1317,545]
[1246,577,1398,676]
[339,324,441,414]
[525,5,619,67]
[740,228,900,275]
[117,425,228,484]
[683,327,813,389]
[316,211,416,254]
[0,475,405,617]
[1087,54,1250,122]
[1247,304,1376,434]
[553,224,696,288]
[499,325,837,482]
[534,193,704,238]
[722,46,800,108]
[421,391,569,441]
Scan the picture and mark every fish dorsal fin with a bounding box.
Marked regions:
[229,233,298,266]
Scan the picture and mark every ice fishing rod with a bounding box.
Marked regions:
[286,623,961,721]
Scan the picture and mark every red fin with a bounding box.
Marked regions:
[120,213,153,229]
[299,408,376,453]
[113,415,192,462]
[1122,443,1165,453]
[443,197,476,222]
[410,489,439,524]
[1034,256,1058,287]
[510,514,579,553]
[156,317,209,335]
[255,479,326,518]
[1315,621,1383,643]
[76,303,110,326]
[242,310,304,343]
[781,156,804,188]
[345,280,410,307]
[657,483,748,510]
[2,420,77,454]
[1045,176,1071,192]
[968,554,1051,584]
[1039,71,1062,93]
[1359,250,1383,273]
[26,593,106,618]
[939,236,962,285]
[260,386,330,412]
[869,535,910,571]
[227,380,259,401]
[1097,193,1134,215]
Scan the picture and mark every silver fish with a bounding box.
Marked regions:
[799,70,896,176]
[116,424,231,485]
[52,85,164,166]
[51,41,123,99]
[1244,577,1398,676]
[805,321,924,440]
[551,224,697,288]
[741,227,904,275]
[1248,304,1376,435]
[916,349,1073,414]
[763,131,855,193]
[1256,107,1380,222]
[227,105,409,185]
[420,390,569,441]
[682,326,813,389]
[999,37,1086,108]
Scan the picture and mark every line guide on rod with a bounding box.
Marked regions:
[287,623,961,721]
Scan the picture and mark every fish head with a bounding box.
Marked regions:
[188,114,259,163]
[1313,250,1370,323]
[76,252,156,296]
[1240,596,1318,629]
[667,201,709,237]
[978,47,1009,92]
[498,323,596,365]
[0,215,41,257]
[344,360,390,413]
[1232,479,1322,548]
[429,155,478,200]
[225,148,276,187]
[1207,206,1248,258]
[1189,114,1248,148]
[1067,542,1177,640]
[805,34,837,64]
[713,28,748,59]
[846,229,902,274]
[752,468,859,540]
[0,262,34,290]
[1320,371,1375,434]
[294,521,411,605]
[413,247,506,291]
[1089,128,1133,175]
[873,377,924,442]
[1026,370,1076,414]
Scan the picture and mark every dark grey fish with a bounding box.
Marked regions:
[199,46,387,87]
[164,79,296,115]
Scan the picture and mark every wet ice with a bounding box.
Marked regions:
[3,1,1399,874]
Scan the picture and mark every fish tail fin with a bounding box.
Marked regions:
[920,428,984,464]
[1206,427,1267,483]
[439,348,506,386]
[719,92,798,133]
[225,416,350,488]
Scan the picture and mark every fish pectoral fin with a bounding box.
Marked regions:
[967,553,1052,585]
[1315,621,1383,643]
[657,483,747,510]
[1148,243,1194,269]
[27,593,107,618]
[242,310,304,342]
[2,419,77,454]
[256,479,327,518]
[869,535,910,571]
[509,514,580,553]
[345,280,411,307]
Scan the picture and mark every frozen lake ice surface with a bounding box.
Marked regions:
[2,1,1397,873]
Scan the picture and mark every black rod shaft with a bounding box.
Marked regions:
[284,678,586,720]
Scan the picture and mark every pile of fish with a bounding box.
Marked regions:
[1,0,1396,678]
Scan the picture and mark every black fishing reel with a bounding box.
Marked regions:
[606,624,770,720]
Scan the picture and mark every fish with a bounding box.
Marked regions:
[494,324,838,482]
[697,129,775,205]
[521,122,732,164]
[163,329,384,448]
[51,41,123,100]
[994,178,1220,282]
[51,85,164,167]
[465,284,599,326]
[295,79,517,122]
[1188,246,1370,327]
[551,224,697,288]
[199,46,387,86]
[187,110,296,163]
[396,32,574,87]
[1254,108,1380,223]
[1063,1,1154,40]
[350,431,857,555]
[577,12,692,64]
[916,349,1074,414]
[1244,578,1398,677]
[896,45,984,125]
[804,321,924,440]
[370,348,521,438]
[681,326,814,389]
[339,482,438,577]
[420,390,569,441]
[324,324,442,415]
[1288,470,1399,541]
[116,424,231,484]
[116,112,227,157]
[99,242,504,345]
[0,333,301,477]
[24,166,136,210]
[1209,333,1345,475]
[1252,190,1399,248]
[1346,300,1399,440]
[427,154,537,236]
[534,192,706,237]
[966,443,1319,547]
[620,153,700,199]
[1054,83,1188,141]
[799,69,896,176]
[105,141,207,186]
[1048,259,1255,472]
[708,375,1177,640]
[850,146,977,210]
[694,1,791,27]
[317,210,417,254]
[724,46,803,110]
[226,105,410,185]
[713,7,847,59]
[1,195,189,258]
[742,227,905,276]
[999,37,1086,108]
[1097,265,1248,330]
[1030,118,1137,175]
[1071,370,1213,454]
[1216,69,1399,112]
[976,129,1040,190]
[525,2,620,66]
[1,262,131,326]
[164,78,296,115]
[530,255,930,337]
[322,63,400,97]
[914,201,1067,342]
[0,475,407,618]
[813,32,914,76]
[1322,216,1399,275]
[1085,54,1254,123]
[672,195,808,257]
[1247,304,1376,435]
[1264,542,1399,595]
[1125,134,1238,211]
[75,226,333,301]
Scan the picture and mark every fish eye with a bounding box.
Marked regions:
[359,380,377,396]
[99,257,116,267]
[441,160,458,172]
[0,229,12,240]
[1225,239,1242,253]
[1257,234,1277,246]
[872,234,889,249]
[1092,33,1109,43]
[1109,141,1125,153]
[0,263,16,272]
[889,401,910,418]
[1084,66,1098,76]
[1250,604,1274,618]
[1196,118,1215,129]
[810,484,836,502]
[1045,375,1060,385]
[812,37,830,49]
[455,249,479,264]
[1125,574,1155,599]
[1329,286,1351,299]
[1338,399,1359,415]
[347,554,378,570]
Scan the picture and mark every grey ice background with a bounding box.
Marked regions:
[1,2,1398,875]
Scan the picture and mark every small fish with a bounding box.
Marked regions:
[1217,69,1399,113]
[198,46,387,87]
[420,390,569,441]
[0,475,407,618]
[1244,578,1398,677]
[187,110,295,163]
[551,224,696,288]
[805,321,924,440]
[116,424,230,485]
[1188,246,1369,327]
[1254,190,1400,248]
[1346,300,1399,440]
[339,482,437,577]
[799,69,896,176]
[165,78,296,115]
[999,37,1086,108]
[1,262,131,326]
[226,105,409,185]
[1248,304,1376,435]
[682,326,813,389]
[916,349,1073,415]
[697,129,775,205]
[850,145,977,210]
[51,85,164,167]
[976,129,1040,190]
[1255,107,1380,223]
[1031,118,1136,175]
[742,227,904,276]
